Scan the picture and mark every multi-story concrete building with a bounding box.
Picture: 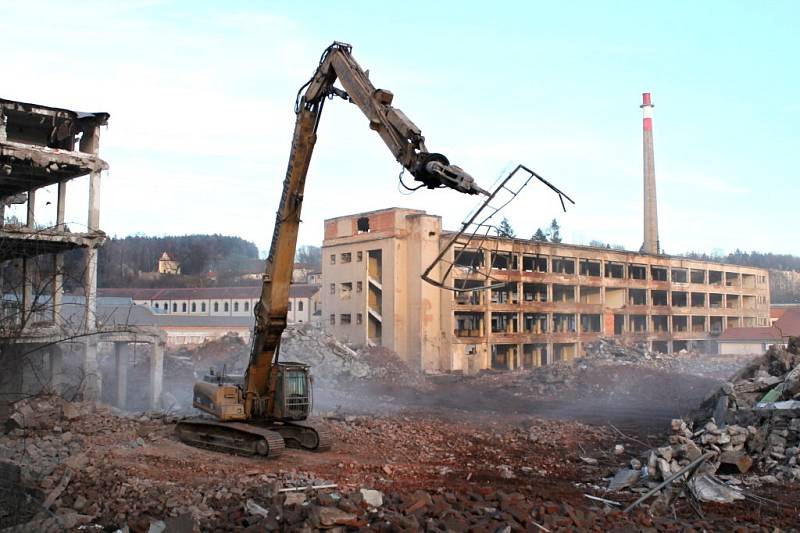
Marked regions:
[322,208,771,373]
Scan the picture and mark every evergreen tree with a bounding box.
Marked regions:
[531,228,548,242]
[497,217,515,238]
[547,218,562,243]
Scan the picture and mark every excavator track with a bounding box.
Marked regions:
[175,418,285,458]
[274,419,332,452]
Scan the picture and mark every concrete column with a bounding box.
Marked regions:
[49,346,63,395]
[82,339,101,401]
[114,342,129,409]
[52,181,67,325]
[150,341,164,410]
[22,189,36,325]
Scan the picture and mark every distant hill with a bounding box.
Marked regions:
[682,250,800,304]
[92,234,259,288]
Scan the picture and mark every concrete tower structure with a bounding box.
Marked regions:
[641,92,660,254]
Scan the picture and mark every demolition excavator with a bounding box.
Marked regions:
[175,42,488,458]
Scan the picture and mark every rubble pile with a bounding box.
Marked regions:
[607,339,800,507]
[583,337,656,362]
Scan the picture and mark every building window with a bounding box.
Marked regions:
[191,302,196,312]
[164,302,168,310]
[154,303,159,309]
[329,314,335,325]
[234,302,239,312]
[214,302,219,312]
[356,281,363,293]
[341,314,351,324]
[341,252,352,263]
[298,301,304,311]
[172,303,177,312]
[357,251,363,262]
[330,254,336,265]
[244,302,249,312]
[288,301,292,311]
[182,303,187,312]
[356,313,363,325]
[201,302,206,312]
[330,283,335,294]
[340,282,352,299]
[224,302,229,312]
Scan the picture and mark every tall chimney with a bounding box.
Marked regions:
[641,92,660,254]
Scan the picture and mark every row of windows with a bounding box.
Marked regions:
[152,301,251,313]
[330,251,363,264]
[330,313,363,325]
[457,250,766,286]
[287,301,304,311]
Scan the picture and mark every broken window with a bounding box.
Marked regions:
[708,270,723,285]
[340,282,352,299]
[522,283,547,302]
[553,343,575,362]
[579,259,601,277]
[742,274,756,288]
[605,262,624,278]
[606,288,625,308]
[455,312,484,337]
[491,344,517,370]
[709,293,723,308]
[356,281,363,293]
[330,254,336,265]
[552,313,576,333]
[726,294,740,309]
[454,279,484,305]
[691,316,706,332]
[552,257,575,275]
[671,268,688,283]
[629,264,647,280]
[652,315,669,333]
[357,251,363,262]
[691,292,706,307]
[672,315,688,332]
[341,314,351,325]
[357,217,370,232]
[491,251,518,271]
[650,266,668,281]
[552,284,575,303]
[454,249,484,271]
[690,269,706,284]
[491,312,518,333]
[356,313,363,325]
[523,344,548,367]
[743,295,756,309]
[651,290,668,306]
[726,316,740,329]
[629,288,647,306]
[630,314,647,332]
[579,286,601,304]
[725,272,740,287]
[491,282,518,304]
[341,252,352,263]
[523,313,548,334]
[614,314,625,335]
[522,255,547,273]
[742,316,756,327]
[671,291,688,307]
[580,314,601,333]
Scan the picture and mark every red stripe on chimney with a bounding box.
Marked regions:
[643,117,652,131]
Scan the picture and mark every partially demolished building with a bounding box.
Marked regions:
[0,97,163,413]
[322,207,770,373]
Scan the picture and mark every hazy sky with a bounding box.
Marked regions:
[2,1,797,256]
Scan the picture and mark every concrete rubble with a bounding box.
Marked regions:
[606,337,800,509]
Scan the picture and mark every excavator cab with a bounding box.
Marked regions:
[273,362,313,420]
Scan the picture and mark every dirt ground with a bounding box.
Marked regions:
[5,351,800,531]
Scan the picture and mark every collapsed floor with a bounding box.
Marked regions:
[2,330,800,531]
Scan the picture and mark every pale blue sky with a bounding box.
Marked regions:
[2,1,797,255]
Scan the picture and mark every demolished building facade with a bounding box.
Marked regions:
[322,207,771,373]
[0,97,164,414]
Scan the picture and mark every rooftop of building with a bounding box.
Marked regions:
[94,284,320,301]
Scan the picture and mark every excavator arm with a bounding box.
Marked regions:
[243,42,486,418]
